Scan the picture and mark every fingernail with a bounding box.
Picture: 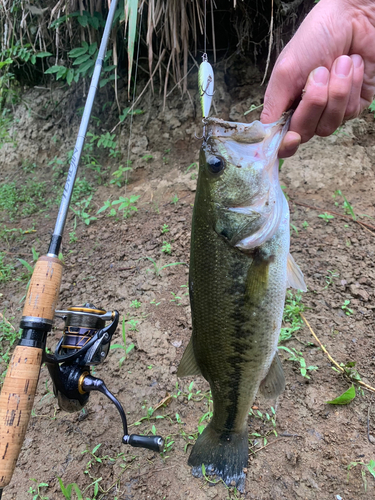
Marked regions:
[334,56,352,77]
[312,67,329,85]
[351,54,363,69]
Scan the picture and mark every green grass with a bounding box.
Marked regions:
[0,252,14,283]
[0,180,47,220]
[0,311,22,381]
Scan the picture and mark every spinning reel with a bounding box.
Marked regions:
[45,303,164,453]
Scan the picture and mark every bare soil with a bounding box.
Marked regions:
[1,62,375,500]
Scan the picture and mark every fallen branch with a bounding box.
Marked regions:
[300,313,375,393]
[293,201,375,234]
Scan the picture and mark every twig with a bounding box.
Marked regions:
[368,405,372,444]
[0,312,15,331]
[293,200,375,234]
[300,313,375,393]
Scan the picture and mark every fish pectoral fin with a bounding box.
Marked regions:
[287,253,307,292]
[177,337,202,377]
[259,353,285,399]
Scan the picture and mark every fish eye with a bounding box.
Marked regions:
[206,155,225,174]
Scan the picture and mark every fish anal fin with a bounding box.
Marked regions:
[287,253,307,292]
[177,337,202,377]
[259,353,285,399]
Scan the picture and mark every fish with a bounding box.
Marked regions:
[177,112,306,491]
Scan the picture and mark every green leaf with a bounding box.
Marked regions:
[77,14,88,27]
[66,69,74,86]
[88,16,100,29]
[45,65,64,74]
[88,42,98,56]
[125,0,138,98]
[201,463,206,476]
[77,58,95,74]
[326,384,356,405]
[37,51,52,58]
[367,460,375,479]
[72,54,91,66]
[68,47,88,58]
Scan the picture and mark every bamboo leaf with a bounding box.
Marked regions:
[326,384,356,405]
[125,0,139,99]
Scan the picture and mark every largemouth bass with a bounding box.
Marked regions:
[177,113,306,491]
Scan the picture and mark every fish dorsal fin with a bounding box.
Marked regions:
[259,353,285,399]
[287,253,307,292]
[177,337,202,377]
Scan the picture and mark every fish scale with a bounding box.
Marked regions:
[178,112,306,491]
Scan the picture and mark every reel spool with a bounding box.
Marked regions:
[45,303,164,453]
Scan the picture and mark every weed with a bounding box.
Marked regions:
[323,270,339,289]
[127,319,139,331]
[97,195,140,219]
[279,291,305,342]
[185,162,197,174]
[18,247,39,282]
[110,163,132,187]
[342,299,354,316]
[0,223,24,244]
[171,194,179,205]
[0,311,21,377]
[0,180,47,220]
[347,459,375,492]
[28,479,49,500]
[110,317,135,366]
[170,291,182,305]
[119,107,144,122]
[144,256,186,277]
[130,300,141,309]
[333,189,356,220]
[318,212,334,223]
[142,154,153,161]
[278,346,318,379]
[161,241,172,254]
[97,132,117,150]
[302,221,309,229]
[0,252,14,283]
[71,195,97,226]
[161,224,169,234]
[248,406,278,448]
[290,224,299,235]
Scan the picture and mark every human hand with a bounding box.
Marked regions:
[261,0,375,158]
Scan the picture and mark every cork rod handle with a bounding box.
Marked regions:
[0,346,43,487]
[0,255,63,488]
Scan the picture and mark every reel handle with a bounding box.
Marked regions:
[123,434,165,453]
[0,255,63,488]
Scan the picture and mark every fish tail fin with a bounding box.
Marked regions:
[188,423,248,492]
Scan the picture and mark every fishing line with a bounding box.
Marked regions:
[125,5,143,195]
[204,0,207,57]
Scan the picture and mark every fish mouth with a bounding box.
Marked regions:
[203,111,292,145]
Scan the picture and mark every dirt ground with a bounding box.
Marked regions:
[1,60,375,500]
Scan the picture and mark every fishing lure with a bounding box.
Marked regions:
[198,54,214,119]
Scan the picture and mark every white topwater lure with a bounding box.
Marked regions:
[198,53,214,119]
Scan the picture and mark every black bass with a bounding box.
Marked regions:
[177,113,306,491]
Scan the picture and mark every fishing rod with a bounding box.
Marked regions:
[0,1,163,496]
